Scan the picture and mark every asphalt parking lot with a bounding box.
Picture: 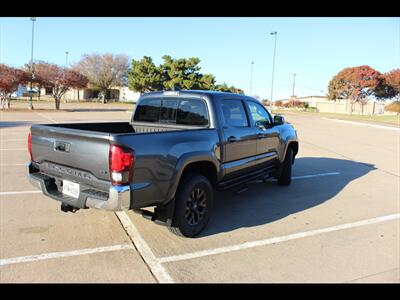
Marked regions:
[0,104,399,283]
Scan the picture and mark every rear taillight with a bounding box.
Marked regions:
[109,144,134,186]
[28,132,34,162]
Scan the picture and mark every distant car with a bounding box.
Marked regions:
[11,84,30,97]
[28,90,298,237]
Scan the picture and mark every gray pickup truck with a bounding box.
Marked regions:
[28,90,298,237]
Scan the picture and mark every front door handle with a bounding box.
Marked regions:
[227,136,237,143]
[257,133,264,139]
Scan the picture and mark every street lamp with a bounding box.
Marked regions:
[29,17,36,110]
[250,61,254,96]
[269,31,277,112]
[292,73,296,97]
[65,51,69,67]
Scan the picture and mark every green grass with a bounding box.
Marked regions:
[272,109,400,126]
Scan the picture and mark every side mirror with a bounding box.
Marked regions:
[255,120,269,130]
[273,115,285,125]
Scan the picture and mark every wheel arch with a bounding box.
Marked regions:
[281,139,299,164]
[165,152,220,203]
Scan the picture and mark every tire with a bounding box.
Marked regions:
[168,173,214,238]
[277,147,293,186]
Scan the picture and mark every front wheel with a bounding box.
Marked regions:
[168,173,214,238]
[277,147,293,186]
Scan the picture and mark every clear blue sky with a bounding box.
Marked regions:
[1,17,399,100]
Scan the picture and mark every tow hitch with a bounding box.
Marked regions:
[61,203,80,213]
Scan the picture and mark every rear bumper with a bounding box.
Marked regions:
[86,185,130,211]
[28,162,131,211]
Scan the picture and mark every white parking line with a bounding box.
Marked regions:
[0,164,27,167]
[253,171,340,183]
[0,170,341,279]
[35,112,58,123]
[323,118,400,131]
[0,148,25,151]
[292,172,340,180]
[115,211,174,283]
[0,244,135,266]
[158,213,400,264]
[0,190,41,196]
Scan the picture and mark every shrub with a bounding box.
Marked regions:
[307,106,317,112]
[281,99,307,109]
[385,101,400,113]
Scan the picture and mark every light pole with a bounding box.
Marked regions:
[292,73,296,97]
[269,31,277,112]
[65,51,69,67]
[250,61,254,96]
[29,17,36,110]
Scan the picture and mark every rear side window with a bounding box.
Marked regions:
[221,99,249,127]
[177,99,208,126]
[134,97,209,127]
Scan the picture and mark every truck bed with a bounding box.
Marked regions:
[30,121,211,185]
[30,120,218,209]
[43,122,136,134]
[42,121,203,134]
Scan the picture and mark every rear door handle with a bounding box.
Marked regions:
[227,136,237,143]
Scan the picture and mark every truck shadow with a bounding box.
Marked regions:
[200,157,376,237]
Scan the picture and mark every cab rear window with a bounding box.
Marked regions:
[134,98,209,126]
[133,98,161,123]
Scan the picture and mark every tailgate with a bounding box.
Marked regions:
[30,125,112,184]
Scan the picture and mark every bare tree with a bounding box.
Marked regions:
[74,53,129,103]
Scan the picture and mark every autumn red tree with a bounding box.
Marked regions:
[0,64,30,109]
[34,62,88,110]
[328,65,382,114]
[383,69,400,100]
[374,69,399,102]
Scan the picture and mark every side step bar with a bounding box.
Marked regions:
[217,165,277,192]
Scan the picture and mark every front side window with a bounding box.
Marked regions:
[247,101,272,127]
[221,100,249,127]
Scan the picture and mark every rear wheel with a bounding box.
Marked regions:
[168,173,213,238]
[277,147,293,186]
